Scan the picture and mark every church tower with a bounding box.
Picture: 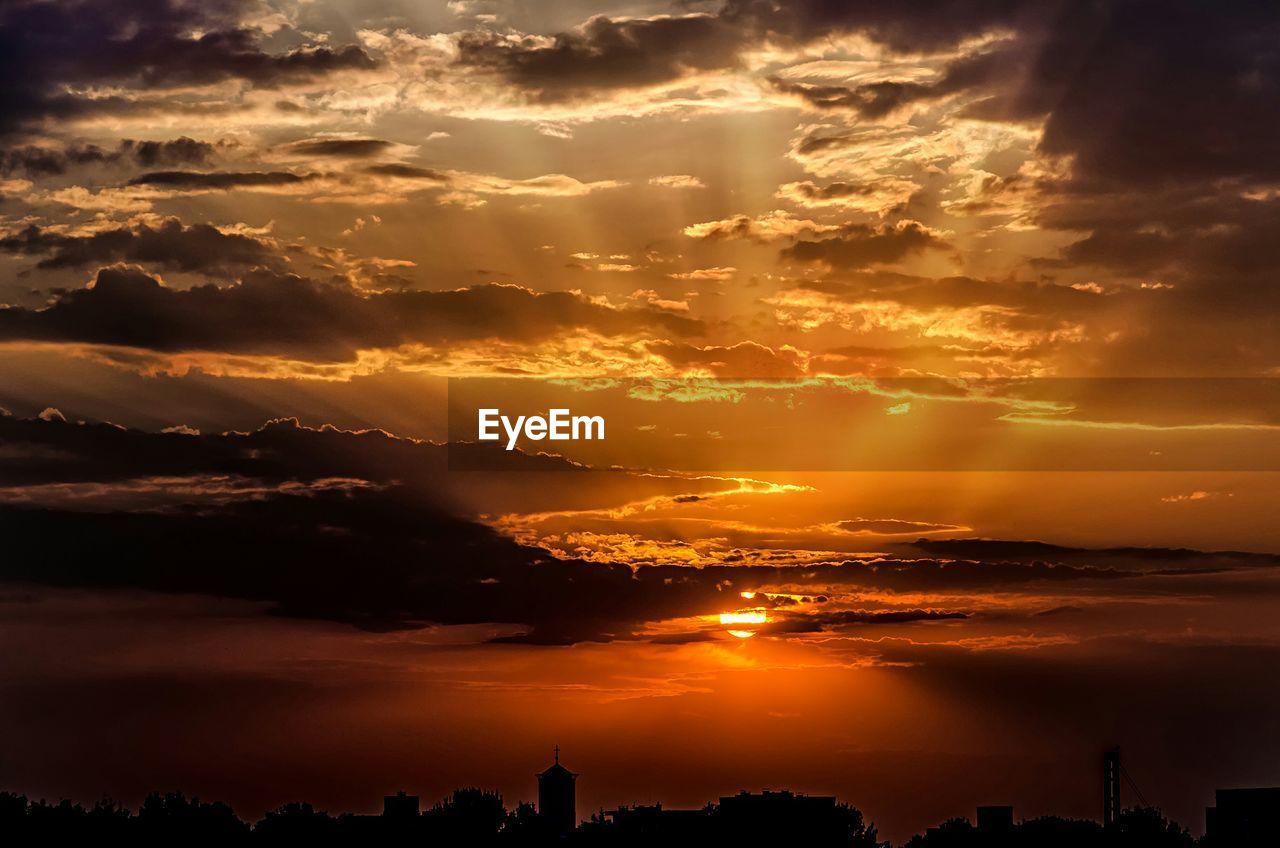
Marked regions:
[537,745,577,837]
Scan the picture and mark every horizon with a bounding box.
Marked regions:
[1,748,1257,840]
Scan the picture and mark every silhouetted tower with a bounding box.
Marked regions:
[1103,748,1121,827]
[538,745,577,838]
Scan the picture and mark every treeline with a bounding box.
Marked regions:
[0,789,540,846]
[0,789,1227,847]
[904,807,1203,848]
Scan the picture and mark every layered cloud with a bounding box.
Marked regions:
[0,0,377,136]
[0,266,702,362]
[5,413,1274,646]
[0,219,281,273]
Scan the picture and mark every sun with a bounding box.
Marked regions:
[719,609,767,639]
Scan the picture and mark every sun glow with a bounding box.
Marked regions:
[720,609,767,638]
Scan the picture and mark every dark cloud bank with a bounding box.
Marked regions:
[0,265,702,360]
[0,0,376,136]
[0,220,279,273]
[2,415,1272,645]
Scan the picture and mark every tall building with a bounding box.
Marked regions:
[1103,748,1121,827]
[537,746,577,837]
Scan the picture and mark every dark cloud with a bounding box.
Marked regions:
[0,416,738,642]
[781,221,950,268]
[769,48,1010,118]
[812,558,1134,591]
[0,266,704,360]
[1,143,114,176]
[284,138,394,158]
[761,608,969,635]
[2,415,1272,643]
[0,137,213,176]
[733,0,1036,54]
[1024,3,1280,189]
[362,163,449,180]
[128,170,315,189]
[766,1,1280,196]
[779,181,890,202]
[123,137,216,168]
[944,4,1280,296]
[0,219,279,273]
[453,1,1037,101]
[0,0,376,136]
[907,538,1280,568]
[455,13,746,102]
[0,414,579,494]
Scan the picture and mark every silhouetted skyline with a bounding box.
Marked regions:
[3,749,1277,845]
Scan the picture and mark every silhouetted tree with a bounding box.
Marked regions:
[838,801,888,847]
[254,801,338,846]
[502,800,552,843]
[135,791,249,846]
[1110,807,1196,848]
[427,787,507,843]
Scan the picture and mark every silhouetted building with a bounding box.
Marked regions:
[537,746,577,837]
[976,805,1013,832]
[1205,787,1280,846]
[718,790,851,846]
[1103,748,1121,828]
[382,791,419,819]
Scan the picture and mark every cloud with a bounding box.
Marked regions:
[1161,490,1232,504]
[124,137,217,168]
[837,518,964,535]
[449,2,1030,105]
[361,163,450,180]
[0,137,214,176]
[760,608,968,635]
[667,267,737,281]
[128,170,317,189]
[683,210,840,242]
[760,271,1097,361]
[775,178,917,213]
[767,47,1008,118]
[0,267,704,361]
[282,138,396,158]
[0,415,742,642]
[781,220,951,268]
[454,13,747,103]
[0,0,377,136]
[645,341,808,378]
[97,163,619,208]
[0,219,280,273]
[649,174,705,189]
[2,415,1273,643]
[905,537,1279,567]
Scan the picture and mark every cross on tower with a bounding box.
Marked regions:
[554,744,560,764]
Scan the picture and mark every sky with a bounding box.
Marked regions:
[1,0,1280,842]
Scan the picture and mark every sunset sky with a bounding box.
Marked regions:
[2,0,1280,842]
